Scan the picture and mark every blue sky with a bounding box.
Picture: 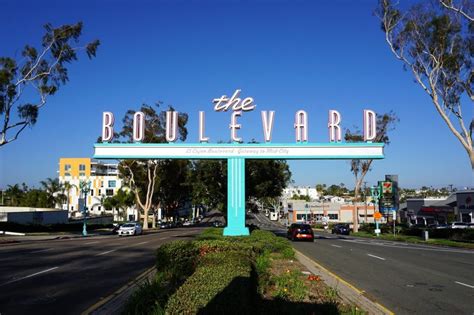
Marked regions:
[0,0,471,189]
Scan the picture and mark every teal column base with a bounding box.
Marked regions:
[223,226,249,236]
[224,157,249,237]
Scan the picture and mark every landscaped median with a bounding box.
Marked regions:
[122,228,364,315]
[352,224,474,249]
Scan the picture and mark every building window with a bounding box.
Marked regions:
[90,189,94,196]
[79,172,85,177]
[100,181,104,188]
[98,206,101,211]
[108,180,116,188]
[328,214,339,220]
[65,172,71,177]
[98,189,102,195]
[106,189,114,196]
[64,164,71,171]
[79,164,86,171]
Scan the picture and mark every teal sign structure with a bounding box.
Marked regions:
[94,142,384,236]
[95,89,385,236]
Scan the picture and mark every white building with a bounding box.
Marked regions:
[58,158,137,221]
[282,186,319,201]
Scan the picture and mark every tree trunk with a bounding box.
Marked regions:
[142,207,148,229]
[152,212,156,229]
[352,204,359,233]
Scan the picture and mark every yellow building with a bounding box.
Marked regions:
[58,158,137,221]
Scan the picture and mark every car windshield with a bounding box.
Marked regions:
[122,224,135,228]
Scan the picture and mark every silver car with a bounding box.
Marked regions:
[118,222,143,236]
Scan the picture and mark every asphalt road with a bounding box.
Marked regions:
[287,231,474,314]
[0,227,204,315]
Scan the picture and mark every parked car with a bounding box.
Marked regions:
[332,223,350,235]
[450,222,470,229]
[287,223,314,241]
[160,222,173,229]
[183,221,194,227]
[118,222,143,236]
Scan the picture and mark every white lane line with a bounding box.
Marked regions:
[135,241,149,246]
[331,244,342,248]
[0,267,59,287]
[455,281,474,289]
[95,249,117,256]
[30,248,52,254]
[85,241,98,245]
[160,236,170,240]
[367,254,386,261]
[254,214,262,223]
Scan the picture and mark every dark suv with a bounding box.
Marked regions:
[332,223,350,235]
[287,223,314,241]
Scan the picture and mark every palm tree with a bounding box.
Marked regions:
[62,181,77,211]
[40,178,64,208]
[5,184,24,206]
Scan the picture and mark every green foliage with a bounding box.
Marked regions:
[2,179,65,208]
[121,275,165,315]
[165,251,255,315]
[155,240,199,282]
[272,270,307,302]
[0,22,99,147]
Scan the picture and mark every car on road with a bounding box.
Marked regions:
[332,223,350,235]
[287,223,314,241]
[118,222,143,236]
[112,223,122,234]
[450,222,470,229]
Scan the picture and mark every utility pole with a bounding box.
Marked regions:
[363,181,368,224]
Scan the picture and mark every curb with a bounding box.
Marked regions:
[294,249,394,315]
[81,266,157,315]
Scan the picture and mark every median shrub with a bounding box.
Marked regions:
[165,251,256,314]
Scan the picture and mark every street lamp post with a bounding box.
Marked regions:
[370,185,381,237]
[79,180,92,237]
[305,203,309,223]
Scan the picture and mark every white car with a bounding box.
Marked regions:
[118,223,143,236]
[450,222,469,229]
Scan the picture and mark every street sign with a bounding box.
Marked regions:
[374,212,382,220]
[382,181,393,194]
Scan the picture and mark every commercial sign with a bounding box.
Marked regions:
[95,90,385,236]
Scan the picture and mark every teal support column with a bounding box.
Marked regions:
[223,157,249,236]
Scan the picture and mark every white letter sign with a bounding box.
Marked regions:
[363,109,377,142]
[294,110,308,142]
[166,111,178,142]
[229,111,243,142]
[102,112,114,142]
[199,111,209,143]
[328,110,342,142]
[261,111,275,142]
[133,111,145,142]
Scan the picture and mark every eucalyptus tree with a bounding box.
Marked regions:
[377,0,473,167]
[117,103,188,229]
[0,22,99,147]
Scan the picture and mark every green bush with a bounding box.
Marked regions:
[122,274,166,315]
[155,241,199,281]
[165,251,256,314]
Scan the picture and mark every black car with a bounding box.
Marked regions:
[332,223,350,235]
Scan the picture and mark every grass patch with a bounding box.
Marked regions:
[352,231,474,249]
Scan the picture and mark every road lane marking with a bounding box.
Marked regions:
[0,267,59,287]
[135,241,149,246]
[160,236,170,240]
[331,244,342,248]
[96,249,117,256]
[85,241,98,245]
[30,248,52,254]
[455,281,474,289]
[367,254,386,261]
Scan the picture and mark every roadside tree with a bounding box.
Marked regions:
[0,22,99,147]
[116,103,188,229]
[377,0,473,168]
